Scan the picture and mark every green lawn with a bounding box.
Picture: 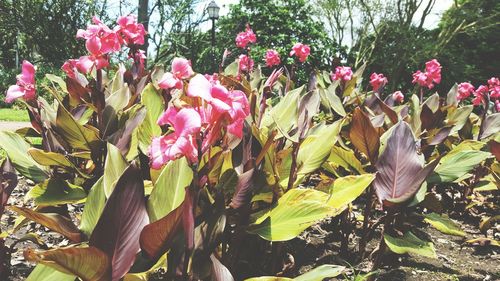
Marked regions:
[0,108,29,121]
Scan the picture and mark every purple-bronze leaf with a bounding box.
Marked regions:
[374,121,439,206]
[1,158,17,217]
[229,168,256,209]
[90,163,149,281]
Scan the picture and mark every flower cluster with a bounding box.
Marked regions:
[265,49,281,67]
[235,25,257,49]
[412,59,442,89]
[150,65,250,169]
[369,72,388,92]
[458,77,500,110]
[331,66,353,82]
[64,15,145,76]
[289,43,311,62]
[238,54,254,74]
[5,61,36,103]
[392,91,404,103]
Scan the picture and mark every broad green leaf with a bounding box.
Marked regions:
[295,119,344,185]
[447,105,473,134]
[80,177,106,237]
[429,150,491,183]
[25,246,110,281]
[294,264,345,281]
[248,189,335,241]
[423,213,465,237]
[327,174,375,209]
[261,85,304,132]
[384,231,437,258]
[104,143,128,197]
[324,82,346,116]
[147,157,192,222]
[27,178,86,206]
[447,140,486,157]
[324,145,365,175]
[480,113,500,140]
[26,264,75,281]
[446,83,458,107]
[0,130,48,182]
[45,74,68,93]
[55,104,99,151]
[245,278,292,281]
[409,94,422,135]
[138,83,164,153]
[224,60,239,76]
[343,63,365,97]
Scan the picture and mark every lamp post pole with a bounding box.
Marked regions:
[207,1,220,72]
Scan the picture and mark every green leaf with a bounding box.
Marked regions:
[480,113,500,140]
[384,231,437,258]
[327,174,375,209]
[224,60,239,76]
[79,177,106,237]
[294,264,345,281]
[26,264,75,281]
[447,105,473,134]
[138,83,164,153]
[324,145,365,175]
[261,85,304,133]
[429,150,491,183]
[147,157,192,222]
[104,143,128,198]
[28,148,73,168]
[55,104,99,151]
[27,178,86,206]
[324,82,346,117]
[0,130,48,182]
[295,119,344,185]
[423,213,465,237]
[248,189,335,241]
[245,277,292,281]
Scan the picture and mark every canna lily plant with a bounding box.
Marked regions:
[0,15,498,281]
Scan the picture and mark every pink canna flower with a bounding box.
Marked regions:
[62,59,81,79]
[76,54,110,73]
[5,60,36,103]
[457,82,475,102]
[150,107,202,169]
[116,15,146,45]
[158,58,194,90]
[495,100,500,112]
[187,74,250,139]
[265,49,281,67]
[392,91,404,103]
[369,72,388,92]
[472,85,488,106]
[235,25,257,49]
[77,16,121,56]
[488,77,500,99]
[289,43,310,62]
[331,66,353,82]
[412,59,441,89]
[238,54,254,73]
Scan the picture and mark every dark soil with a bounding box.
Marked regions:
[2,178,499,281]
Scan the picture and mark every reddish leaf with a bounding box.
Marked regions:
[420,105,445,131]
[490,140,500,161]
[230,168,257,209]
[373,121,439,206]
[90,164,149,281]
[1,158,17,217]
[427,126,452,146]
[349,107,380,163]
[9,206,82,243]
[108,106,146,156]
[139,202,184,260]
[25,246,109,281]
[374,96,399,124]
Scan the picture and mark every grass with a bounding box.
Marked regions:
[0,108,29,122]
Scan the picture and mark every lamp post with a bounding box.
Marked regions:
[207,1,220,71]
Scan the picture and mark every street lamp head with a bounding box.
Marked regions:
[207,0,220,20]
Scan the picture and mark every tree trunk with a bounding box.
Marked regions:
[138,0,149,59]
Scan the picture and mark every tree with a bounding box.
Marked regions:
[179,0,339,82]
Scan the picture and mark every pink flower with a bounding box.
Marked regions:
[5,60,36,103]
[289,43,310,62]
[76,54,109,73]
[150,107,201,168]
[369,73,388,92]
[158,58,194,90]
[412,59,441,89]
[62,59,81,79]
[238,54,254,73]
[488,77,500,99]
[77,16,121,56]
[472,85,488,106]
[457,82,475,102]
[265,49,281,67]
[116,15,146,45]
[392,91,404,103]
[496,100,500,112]
[331,66,353,81]
[235,25,257,49]
[187,74,250,139]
